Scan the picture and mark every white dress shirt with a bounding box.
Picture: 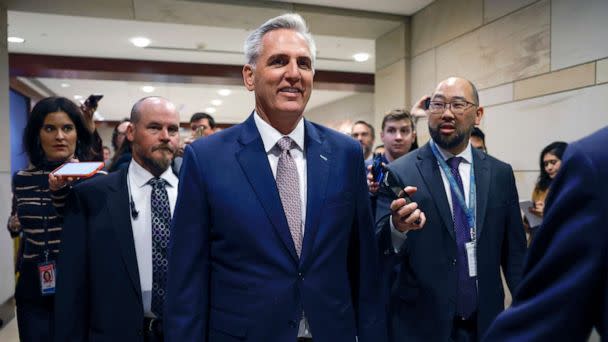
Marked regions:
[253,112,311,337]
[253,112,307,234]
[127,160,179,316]
[391,141,474,251]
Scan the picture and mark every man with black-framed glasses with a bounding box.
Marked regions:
[376,77,526,341]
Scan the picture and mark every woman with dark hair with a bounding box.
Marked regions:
[526,141,568,242]
[9,96,95,341]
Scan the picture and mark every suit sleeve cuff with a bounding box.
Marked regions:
[390,218,407,252]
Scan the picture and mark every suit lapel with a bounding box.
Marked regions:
[236,114,299,263]
[416,144,455,240]
[473,149,490,240]
[299,121,330,267]
[107,168,142,302]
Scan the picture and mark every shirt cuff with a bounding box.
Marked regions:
[390,217,408,252]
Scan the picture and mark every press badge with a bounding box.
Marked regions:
[465,242,477,277]
[38,261,56,295]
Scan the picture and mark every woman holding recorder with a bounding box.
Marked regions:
[8,96,98,341]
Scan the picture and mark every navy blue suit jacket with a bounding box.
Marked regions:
[484,127,608,341]
[164,114,385,342]
[54,168,147,341]
[376,143,527,341]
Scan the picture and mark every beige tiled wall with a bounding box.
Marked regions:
[410,49,436,107]
[435,0,550,90]
[551,0,608,70]
[478,83,513,107]
[483,0,537,23]
[374,59,409,136]
[305,93,374,133]
[484,83,608,172]
[402,0,608,196]
[597,58,608,85]
[513,63,596,100]
[376,22,410,70]
[411,0,483,56]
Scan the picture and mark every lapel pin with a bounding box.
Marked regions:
[320,155,327,161]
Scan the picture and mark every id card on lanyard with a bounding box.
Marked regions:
[430,141,478,277]
[38,203,56,295]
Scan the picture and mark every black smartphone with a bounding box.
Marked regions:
[371,153,385,183]
[423,97,431,110]
[84,94,103,110]
[380,169,413,204]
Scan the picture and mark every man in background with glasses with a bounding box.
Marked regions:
[376,77,526,341]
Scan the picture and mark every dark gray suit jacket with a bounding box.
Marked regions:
[376,143,527,341]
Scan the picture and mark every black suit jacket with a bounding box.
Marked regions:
[55,168,146,342]
[376,143,527,341]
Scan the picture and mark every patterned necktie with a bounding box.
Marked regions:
[148,177,171,318]
[447,157,478,319]
[276,136,303,257]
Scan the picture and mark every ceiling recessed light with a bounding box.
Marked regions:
[205,107,217,114]
[217,89,231,97]
[73,95,83,100]
[352,53,370,62]
[141,85,155,93]
[60,83,70,88]
[210,99,222,106]
[130,37,151,48]
[7,37,25,43]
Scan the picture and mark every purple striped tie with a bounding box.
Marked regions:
[448,157,478,318]
[276,136,303,257]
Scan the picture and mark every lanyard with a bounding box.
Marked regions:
[430,141,477,242]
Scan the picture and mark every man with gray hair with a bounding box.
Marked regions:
[165,13,385,342]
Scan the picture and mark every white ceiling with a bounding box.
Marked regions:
[266,0,432,15]
[32,77,358,124]
[6,0,432,123]
[7,11,375,73]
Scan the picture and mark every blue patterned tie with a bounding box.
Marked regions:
[447,157,478,318]
[148,177,171,319]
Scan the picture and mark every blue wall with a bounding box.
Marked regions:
[10,89,29,175]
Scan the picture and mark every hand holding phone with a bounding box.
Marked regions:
[52,161,104,178]
[380,169,425,232]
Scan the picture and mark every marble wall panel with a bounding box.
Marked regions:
[376,23,409,71]
[374,59,409,136]
[305,93,374,131]
[514,62,596,100]
[484,83,608,174]
[410,49,436,107]
[435,0,550,90]
[551,0,608,71]
[514,171,539,203]
[479,83,514,107]
[412,0,483,56]
[483,0,537,23]
[597,58,608,85]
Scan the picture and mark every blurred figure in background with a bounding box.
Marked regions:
[351,120,375,161]
[374,144,385,155]
[102,145,111,165]
[525,141,568,242]
[470,126,487,153]
[10,97,95,341]
[366,109,418,195]
[174,112,217,173]
[111,118,130,153]
[108,119,133,172]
